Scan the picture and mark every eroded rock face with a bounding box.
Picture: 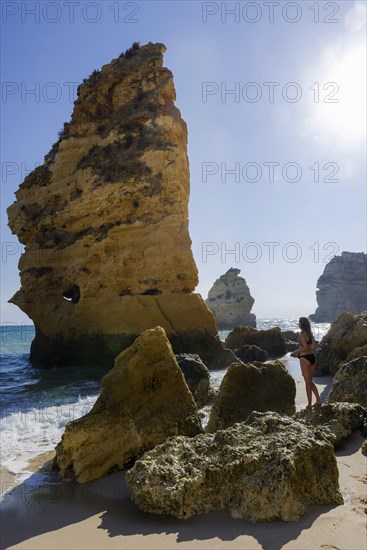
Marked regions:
[225,326,287,357]
[175,354,210,407]
[295,403,367,446]
[206,268,256,329]
[6,42,222,368]
[315,312,367,375]
[126,412,343,522]
[206,361,296,432]
[310,252,367,322]
[234,344,268,363]
[326,358,367,408]
[53,327,202,483]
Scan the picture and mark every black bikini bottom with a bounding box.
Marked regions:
[299,354,316,366]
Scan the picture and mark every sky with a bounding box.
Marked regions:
[1,0,366,325]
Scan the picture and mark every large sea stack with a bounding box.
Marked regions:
[7,42,228,368]
[206,268,256,329]
[310,252,367,322]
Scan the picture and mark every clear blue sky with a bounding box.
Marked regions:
[1,0,366,324]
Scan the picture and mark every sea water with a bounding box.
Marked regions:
[0,320,331,484]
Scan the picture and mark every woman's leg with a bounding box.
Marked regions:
[300,358,313,408]
[310,363,321,405]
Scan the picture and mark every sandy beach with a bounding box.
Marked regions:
[1,362,366,550]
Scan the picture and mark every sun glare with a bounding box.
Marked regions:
[302,43,366,149]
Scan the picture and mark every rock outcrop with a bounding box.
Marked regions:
[225,326,287,358]
[310,252,367,322]
[281,331,299,352]
[206,268,256,329]
[53,327,202,483]
[175,353,210,407]
[6,42,227,369]
[326,357,367,408]
[314,312,367,375]
[206,361,296,432]
[126,412,343,522]
[295,403,367,446]
[234,345,268,363]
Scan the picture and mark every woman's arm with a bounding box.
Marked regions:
[292,332,308,357]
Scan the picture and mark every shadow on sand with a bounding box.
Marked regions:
[1,464,338,550]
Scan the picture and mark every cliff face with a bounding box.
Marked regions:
[206,268,256,329]
[310,252,367,322]
[7,42,221,367]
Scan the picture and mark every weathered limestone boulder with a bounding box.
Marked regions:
[225,326,287,357]
[175,353,210,407]
[126,412,343,522]
[345,345,367,362]
[282,330,298,342]
[295,403,367,446]
[206,361,296,432]
[206,268,256,329]
[6,42,226,369]
[234,344,268,363]
[310,252,367,322]
[281,331,299,352]
[314,312,367,375]
[53,327,202,483]
[326,357,367,408]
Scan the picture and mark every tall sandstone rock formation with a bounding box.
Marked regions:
[7,43,229,368]
[206,268,256,329]
[310,252,367,322]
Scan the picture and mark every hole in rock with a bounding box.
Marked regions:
[63,285,81,303]
[141,288,162,295]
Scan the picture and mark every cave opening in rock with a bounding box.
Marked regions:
[63,285,81,303]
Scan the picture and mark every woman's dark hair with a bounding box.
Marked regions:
[299,317,313,340]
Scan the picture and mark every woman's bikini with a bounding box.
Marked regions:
[298,335,316,365]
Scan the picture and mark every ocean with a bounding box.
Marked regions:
[0,320,331,486]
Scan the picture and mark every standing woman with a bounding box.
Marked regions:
[294,317,322,410]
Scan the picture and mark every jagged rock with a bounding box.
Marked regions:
[310,252,367,322]
[345,345,367,362]
[295,403,367,446]
[281,331,310,352]
[175,354,210,407]
[326,357,367,408]
[282,330,298,342]
[126,412,343,522]
[6,42,225,368]
[206,361,295,432]
[225,326,287,357]
[314,312,367,375]
[206,268,256,329]
[362,440,367,456]
[234,344,268,363]
[53,327,202,483]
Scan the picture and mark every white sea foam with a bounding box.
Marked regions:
[0,394,98,479]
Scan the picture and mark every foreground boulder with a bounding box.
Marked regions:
[326,357,367,408]
[175,354,210,406]
[126,412,343,522]
[53,327,202,483]
[206,361,296,432]
[234,345,268,363]
[295,402,367,446]
[315,312,367,374]
[225,326,287,357]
